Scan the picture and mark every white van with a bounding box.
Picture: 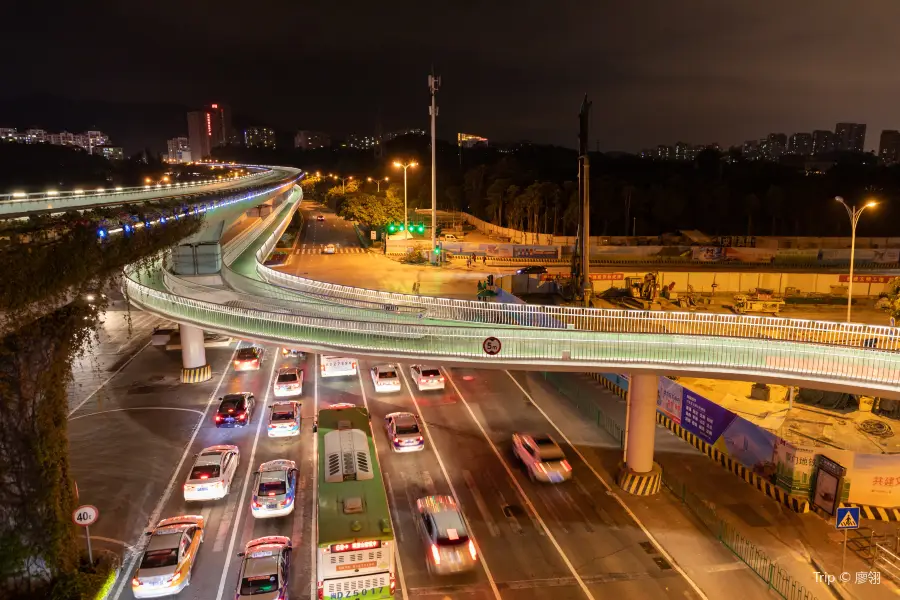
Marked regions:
[441,233,460,241]
[320,356,358,377]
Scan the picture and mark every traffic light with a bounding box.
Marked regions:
[416,223,425,234]
[487,274,494,286]
[387,222,397,233]
[398,223,405,232]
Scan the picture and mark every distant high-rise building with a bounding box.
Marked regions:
[834,122,866,153]
[294,131,330,150]
[741,140,760,160]
[674,141,689,161]
[457,133,489,149]
[384,128,426,142]
[346,133,377,150]
[244,126,276,149]
[166,137,191,163]
[811,130,835,155]
[655,144,673,160]
[97,146,124,161]
[879,130,900,164]
[760,133,787,160]
[788,133,813,156]
[187,103,232,160]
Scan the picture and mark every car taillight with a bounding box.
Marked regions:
[393,437,400,444]
[199,474,209,480]
[468,539,477,560]
[439,376,445,382]
[238,413,247,420]
[215,415,222,422]
[561,460,572,472]
[430,544,441,565]
[351,362,357,369]
[416,436,424,442]
[390,576,396,595]
[537,462,548,473]
[252,499,261,508]
[234,360,240,367]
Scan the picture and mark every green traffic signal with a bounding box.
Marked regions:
[417,223,425,234]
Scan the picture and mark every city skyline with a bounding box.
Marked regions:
[3,3,900,153]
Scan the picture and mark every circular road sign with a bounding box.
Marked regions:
[72,505,99,527]
[482,337,502,355]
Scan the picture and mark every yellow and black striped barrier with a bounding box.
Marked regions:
[181,364,212,384]
[838,503,900,522]
[588,372,627,399]
[617,461,662,496]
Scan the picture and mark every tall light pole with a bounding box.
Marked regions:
[429,71,441,263]
[331,175,353,194]
[393,161,417,236]
[367,176,389,193]
[835,196,877,322]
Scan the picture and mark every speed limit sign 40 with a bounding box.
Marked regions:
[482,337,502,355]
[72,505,99,527]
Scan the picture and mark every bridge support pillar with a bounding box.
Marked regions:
[180,324,211,384]
[617,373,662,496]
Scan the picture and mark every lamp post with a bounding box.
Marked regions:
[332,175,353,194]
[429,71,441,263]
[393,161,417,236]
[835,196,877,322]
[367,176,389,193]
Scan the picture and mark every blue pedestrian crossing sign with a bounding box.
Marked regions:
[835,507,860,530]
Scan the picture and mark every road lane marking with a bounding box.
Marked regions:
[68,406,204,422]
[398,367,502,600]
[357,366,410,600]
[555,487,594,533]
[67,339,152,418]
[109,344,239,600]
[504,371,709,600]
[462,470,501,537]
[490,484,525,535]
[421,470,438,496]
[213,491,242,552]
[214,349,279,600]
[384,471,405,542]
[442,368,595,600]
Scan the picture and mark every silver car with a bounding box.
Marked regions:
[512,433,573,483]
[370,364,401,393]
[416,495,478,575]
[183,445,240,501]
[384,412,425,452]
[250,460,298,519]
[410,365,445,391]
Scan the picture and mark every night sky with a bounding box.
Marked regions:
[4,1,899,152]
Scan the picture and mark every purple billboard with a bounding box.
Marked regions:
[680,389,737,444]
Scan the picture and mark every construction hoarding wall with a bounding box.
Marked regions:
[587,270,895,296]
[598,374,900,507]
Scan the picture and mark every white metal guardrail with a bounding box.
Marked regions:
[257,262,900,351]
[124,264,900,396]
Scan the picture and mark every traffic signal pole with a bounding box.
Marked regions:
[429,71,440,264]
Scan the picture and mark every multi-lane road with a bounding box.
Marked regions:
[64,200,773,599]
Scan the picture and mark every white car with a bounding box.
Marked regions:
[512,433,572,483]
[370,364,401,393]
[183,445,240,501]
[385,412,424,452]
[323,244,336,254]
[410,365,445,391]
[267,401,301,437]
[273,367,303,397]
[251,460,298,519]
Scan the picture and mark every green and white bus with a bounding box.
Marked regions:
[316,405,396,600]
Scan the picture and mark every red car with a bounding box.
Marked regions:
[234,347,262,371]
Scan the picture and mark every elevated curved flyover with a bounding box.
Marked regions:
[0,163,292,218]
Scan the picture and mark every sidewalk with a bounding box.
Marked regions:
[528,371,899,600]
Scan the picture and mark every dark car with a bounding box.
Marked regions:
[215,393,255,428]
[516,265,548,275]
[234,346,262,371]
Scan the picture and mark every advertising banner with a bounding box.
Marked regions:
[680,389,737,445]
[657,377,684,425]
[692,247,724,262]
[775,249,820,261]
[850,453,900,506]
[724,247,775,263]
[719,415,779,477]
[479,244,514,257]
[838,274,894,284]
[774,439,815,495]
[874,249,900,264]
[512,245,558,258]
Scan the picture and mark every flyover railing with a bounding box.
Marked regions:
[124,266,900,395]
[257,263,900,352]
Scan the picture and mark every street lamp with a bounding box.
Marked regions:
[367,176,389,193]
[393,161,418,236]
[331,175,353,194]
[835,196,877,322]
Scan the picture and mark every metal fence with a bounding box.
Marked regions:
[256,259,900,352]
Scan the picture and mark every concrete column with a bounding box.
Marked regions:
[180,324,211,383]
[617,373,662,496]
[624,373,658,473]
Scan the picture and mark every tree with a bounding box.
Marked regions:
[538,182,560,235]
[561,182,579,235]
[444,185,463,210]
[882,277,900,322]
[463,165,487,216]
[337,192,403,227]
[744,192,760,236]
[764,185,785,236]
[485,178,512,226]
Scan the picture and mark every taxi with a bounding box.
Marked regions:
[267,401,301,437]
[250,460,298,518]
[132,515,205,598]
[235,536,292,600]
[183,445,240,501]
